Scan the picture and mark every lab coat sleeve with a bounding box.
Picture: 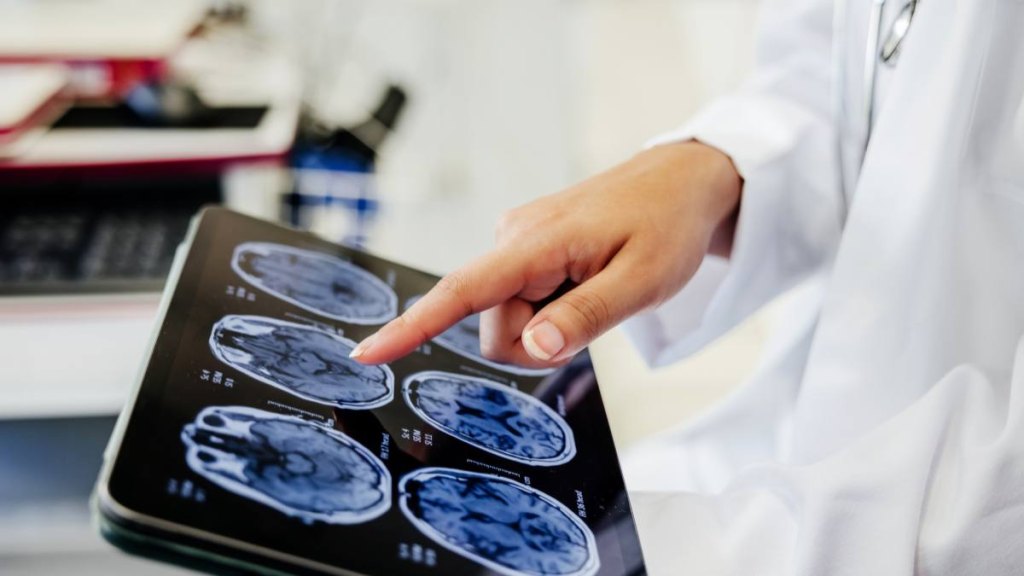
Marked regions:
[624,0,843,366]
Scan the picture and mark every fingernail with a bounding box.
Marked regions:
[522,321,565,361]
[349,334,377,359]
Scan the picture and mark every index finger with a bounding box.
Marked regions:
[349,247,530,364]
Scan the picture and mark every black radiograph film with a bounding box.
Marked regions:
[210,315,394,409]
[233,242,398,324]
[106,209,645,575]
[398,468,599,576]
[406,296,554,377]
[181,406,391,525]
[403,371,576,466]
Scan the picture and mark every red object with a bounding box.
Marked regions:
[0,56,167,100]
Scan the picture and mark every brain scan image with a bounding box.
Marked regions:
[406,296,554,377]
[181,406,391,524]
[403,371,575,466]
[398,468,599,576]
[232,242,397,324]
[210,315,394,409]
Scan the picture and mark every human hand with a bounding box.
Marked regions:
[350,140,742,369]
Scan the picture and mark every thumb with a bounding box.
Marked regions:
[520,255,647,363]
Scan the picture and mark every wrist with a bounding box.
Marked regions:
[639,140,742,257]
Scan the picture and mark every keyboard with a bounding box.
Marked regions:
[0,178,219,295]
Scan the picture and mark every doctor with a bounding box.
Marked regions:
[354,0,1024,572]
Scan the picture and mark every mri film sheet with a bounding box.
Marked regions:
[106,209,645,575]
[233,242,398,324]
[406,296,553,376]
[399,468,599,576]
[403,371,576,466]
[181,406,391,525]
[210,315,394,409]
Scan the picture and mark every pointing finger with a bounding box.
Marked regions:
[350,247,530,364]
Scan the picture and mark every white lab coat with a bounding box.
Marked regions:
[622,0,1024,573]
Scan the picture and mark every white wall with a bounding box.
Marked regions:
[569,0,761,172]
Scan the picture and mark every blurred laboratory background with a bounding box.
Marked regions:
[0,0,773,573]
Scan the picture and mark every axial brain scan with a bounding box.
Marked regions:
[182,406,391,524]
[210,315,394,409]
[405,296,553,376]
[399,468,599,576]
[233,242,397,324]
[403,371,575,466]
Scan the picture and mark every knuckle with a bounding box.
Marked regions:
[560,291,612,341]
[435,272,472,312]
[495,210,517,239]
[495,208,532,243]
[395,313,432,347]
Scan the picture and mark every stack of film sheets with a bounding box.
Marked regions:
[99,208,646,576]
